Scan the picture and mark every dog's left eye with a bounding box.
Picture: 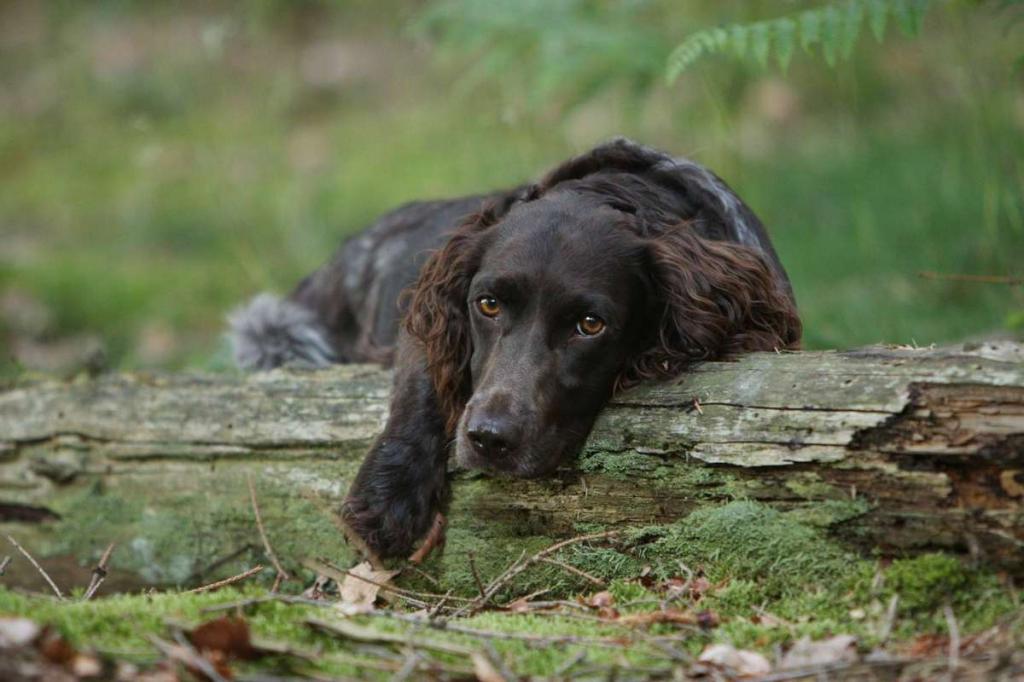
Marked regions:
[476,296,501,318]
[576,315,606,337]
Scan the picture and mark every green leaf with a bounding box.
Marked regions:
[894,0,931,36]
[839,1,864,59]
[867,0,890,41]
[820,4,841,67]
[799,8,822,53]
[773,18,797,71]
[750,22,772,67]
[729,24,750,57]
[665,37,703,84]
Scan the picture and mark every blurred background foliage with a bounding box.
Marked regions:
[0,0,1021,375]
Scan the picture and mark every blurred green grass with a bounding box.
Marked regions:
[0,0,1021,373]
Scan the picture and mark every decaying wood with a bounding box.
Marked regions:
[0,341,1021,588]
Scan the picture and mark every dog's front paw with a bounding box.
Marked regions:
[342,490,428,559]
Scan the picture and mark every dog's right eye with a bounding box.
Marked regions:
[476,296,500,318]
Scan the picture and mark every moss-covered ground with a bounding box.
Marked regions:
[3,501,1020,679]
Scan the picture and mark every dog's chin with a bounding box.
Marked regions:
[454,436,568,479]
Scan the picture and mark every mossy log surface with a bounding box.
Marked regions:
[1,342,1022,591]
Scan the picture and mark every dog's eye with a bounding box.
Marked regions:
[476,296,500,318]
[576,315,605,337]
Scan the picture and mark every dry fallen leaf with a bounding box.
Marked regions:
[0,617,41,648]
[699,643,772,677]
[188,617,258,662]
[779,635,858,669]
[505,598,532,613]
[339,561,399,609]
[471,651,507,682]
[583,590,615,609]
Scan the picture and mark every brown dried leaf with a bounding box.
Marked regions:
[505,598,532,613]
[188,616,258,661]
[583,590,615,609]
[339,561,399,609]
[37,627,76,664]
[689,576,712,599]
[699,643,772,677]
[779,635,858,669]
[905,633,948,657]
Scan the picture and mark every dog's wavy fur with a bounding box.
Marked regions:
[230,138,801,557]
[406,147,801,436]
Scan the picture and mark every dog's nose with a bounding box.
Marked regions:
[467,417,520,459]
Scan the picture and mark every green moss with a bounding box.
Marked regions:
[577,449,669,480]
[785,498,872,528]
[44,468,356,587]
[885,553,969,612]
[637,500,856,597]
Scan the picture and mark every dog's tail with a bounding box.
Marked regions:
[227,293,336,370]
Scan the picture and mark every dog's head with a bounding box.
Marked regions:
[406,139,801,477]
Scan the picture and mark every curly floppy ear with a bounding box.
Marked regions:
[623,227,802,385]
[403,199,514,434]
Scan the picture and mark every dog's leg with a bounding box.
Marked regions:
[342,334,450,558]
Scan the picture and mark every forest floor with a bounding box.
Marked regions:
[2,500,1023,680]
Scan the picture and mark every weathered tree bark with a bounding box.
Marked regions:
[0,342,1021,591]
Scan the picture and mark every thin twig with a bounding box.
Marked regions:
[301,558,426,609]
[427,590,454,619]
[555,650,587,676]
[83,542,115,600]
[305,557,476,606]
[403,563,441,588]
[301,490,385,570]
[539,557,605,586]
[148,633,228,682]
[879,594,899,645]
[186,544,257,584]
[456,531,619,617]
[0,555,11,576]
[247,472,289,591]
[468,552,487,601]
[307,617,474,656]
[918,271,1024,286]
[186,565,264,594]
[5,533,62,599]
[944,604,960,672]
[408,512,446,564]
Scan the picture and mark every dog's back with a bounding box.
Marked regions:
[229,139,797,372]
[228,194,491,369]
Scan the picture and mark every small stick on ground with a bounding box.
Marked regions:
[408,512,446,564]
[305,557,476,606]
[453,531,618,618]
[83,542,115,601]
[468,552,487,602]
[307,617,475,656]
[4,533,63,599]
[918,271,1024,286]
[149,633,228,682]
[879,594,899,645]
[0,555,11,577]
[186,544,257,584]
[539,557,605,586]
[247,472,289,591]
[944,604,960,672]
[187,565,264,594]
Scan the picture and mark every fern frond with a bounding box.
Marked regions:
[666,0,936,83]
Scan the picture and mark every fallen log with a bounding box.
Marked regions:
[0,341,1021,592]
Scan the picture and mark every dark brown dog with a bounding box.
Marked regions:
[230,138,801,557]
